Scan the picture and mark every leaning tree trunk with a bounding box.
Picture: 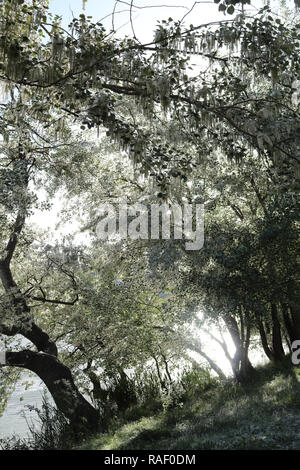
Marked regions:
[0,232,100,434]
[184,340,227,380]
[5,350,100,435]
[0,286,100,434]
[0,150,100,435]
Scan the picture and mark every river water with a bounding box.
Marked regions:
[0,373,52,439]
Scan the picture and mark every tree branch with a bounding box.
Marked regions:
[26,294,79,306]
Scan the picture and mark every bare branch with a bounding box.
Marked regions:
[26,294,79,306]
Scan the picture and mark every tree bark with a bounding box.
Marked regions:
[0,261,57,356]
[5,350,100,434]
[281,303,296,344]
[271,303,285,361]
[256,316,273,360]
[290,305,300,342]
[287,281,300,340]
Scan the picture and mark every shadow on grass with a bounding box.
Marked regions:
[101,358,300,450]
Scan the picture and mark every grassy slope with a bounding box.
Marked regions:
[78,360,300,450]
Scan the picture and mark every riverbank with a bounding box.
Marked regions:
[1,359,300,450]
[77,360,300,450]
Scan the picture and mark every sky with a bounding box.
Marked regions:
[48,0,297,37]
[49,0,115,26]
[48,0,229,41]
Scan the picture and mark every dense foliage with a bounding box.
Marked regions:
[0,0,299,438]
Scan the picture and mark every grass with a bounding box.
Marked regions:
[77,359,300,450]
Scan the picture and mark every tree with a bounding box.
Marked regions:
[170,145,299,376]
[0,0,299,190]
[0,0,299,428]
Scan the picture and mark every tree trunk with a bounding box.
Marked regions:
[239,317,255,382]
[225,314,254,382]
[0,154,100,436]
[287,281,300,340]
[185,340,226,380]
[5,350,100,435]
[0,256,99,435]
[256,316,273,360]
[0,261,57,356]
[290,306,300,342]
[271,303,285,362]
[281,303,296,344]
